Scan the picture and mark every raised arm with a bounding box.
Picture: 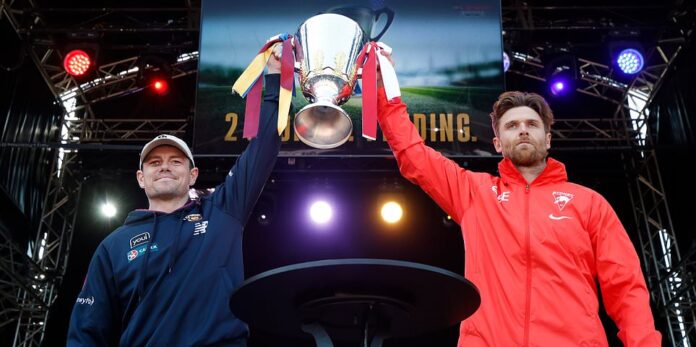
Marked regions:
[376,50,477,223]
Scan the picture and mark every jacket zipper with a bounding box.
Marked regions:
[523,183,531,346]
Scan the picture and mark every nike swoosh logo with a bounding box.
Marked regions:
[548,214,571,220]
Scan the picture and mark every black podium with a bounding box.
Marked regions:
[230,258,480,347]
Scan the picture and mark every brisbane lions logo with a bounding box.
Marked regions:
[552,192,574,211]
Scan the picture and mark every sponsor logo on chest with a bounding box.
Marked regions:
[76,296,95,305]
[129,232,151,248]
[126,243,159,262]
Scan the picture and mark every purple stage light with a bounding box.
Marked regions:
[550,80,566,95]
[309,200,333,225]
[616,48,644,75]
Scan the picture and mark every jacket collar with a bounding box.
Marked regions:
[124,200,198,225]
[498,157,568,186]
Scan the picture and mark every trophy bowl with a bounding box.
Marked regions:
[294,13,367,149]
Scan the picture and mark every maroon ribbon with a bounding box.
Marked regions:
[242,36,294,139]
[357,42,379,140]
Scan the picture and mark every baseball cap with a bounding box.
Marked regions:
[139,134,195,169]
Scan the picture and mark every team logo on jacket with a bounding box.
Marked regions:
[183,213,203,222]
[552,191,575,211]
[129,232,151,248]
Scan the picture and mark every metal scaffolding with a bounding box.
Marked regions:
[617,27,696,347]
[1,0,694,345]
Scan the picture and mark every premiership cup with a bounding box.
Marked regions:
[293,13,366,149]
[294,7,394,149]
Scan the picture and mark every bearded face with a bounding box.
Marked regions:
[493,106,551,167]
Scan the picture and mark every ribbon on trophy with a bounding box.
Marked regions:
[356,41,400,140]
[232,33,295,139]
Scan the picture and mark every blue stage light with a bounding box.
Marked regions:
[616,48,644,75]
[503,52,511,72]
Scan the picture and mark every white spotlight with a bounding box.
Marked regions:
[309,201,332,224]
[101,202,117,218]
[381,201,403,224]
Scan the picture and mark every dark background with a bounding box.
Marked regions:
[2,1,695,346]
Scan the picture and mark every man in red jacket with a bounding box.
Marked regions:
[375,50,661,346]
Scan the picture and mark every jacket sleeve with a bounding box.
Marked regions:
[377,87,473,223]
[67,243,120,346]
[214,74,282,223]
[588,193,662,347]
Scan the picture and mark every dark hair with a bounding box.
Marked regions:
[490,91,554,135]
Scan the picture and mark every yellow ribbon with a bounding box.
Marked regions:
[232,42,290,136]
[231,43,278,97]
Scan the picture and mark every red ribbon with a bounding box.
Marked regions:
[242,36,294,139]
[281,38,294,91]
[356,42,379,140]
[362,43,378,140]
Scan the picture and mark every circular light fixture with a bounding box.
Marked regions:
[616,48,644,75]
[503,52,511,72]
[309,201,332,224]
[63,50,92,77]
[101,202,117,218]
[549,79,566,96]
[380,201,403,224]
[152,78,170,95]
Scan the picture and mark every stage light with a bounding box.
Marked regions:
[380,201,403,224]
[257,213,271,226]
[151,77,170,95]
[606,30,645,78]
[545,51,577,97]
[503,51,511,72]
[549,79,566,96]
[137,54,174,96]
[254,193,276,227]
[616,48,644,75]
[443,215,456,227]
[101,202,117,218]
[63,49,92,77]
[309,200,332,225]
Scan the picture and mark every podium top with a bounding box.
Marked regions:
[230,258,480,339]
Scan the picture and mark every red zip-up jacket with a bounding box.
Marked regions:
[376,89,661,346]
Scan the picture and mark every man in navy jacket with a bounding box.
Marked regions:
[67,53,283,346]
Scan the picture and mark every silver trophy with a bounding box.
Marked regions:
[294,13,366,149]
[294,7,394,149]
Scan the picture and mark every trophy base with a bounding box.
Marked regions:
[294,102,353,149]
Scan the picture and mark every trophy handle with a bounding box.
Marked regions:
[371,7,394,41]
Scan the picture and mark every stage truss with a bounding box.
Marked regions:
[1,1,695,346]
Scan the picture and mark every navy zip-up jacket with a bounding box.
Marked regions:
[68,75,282,346]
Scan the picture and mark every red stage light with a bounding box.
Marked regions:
[63,50,92,76]
[151,78,169,95]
